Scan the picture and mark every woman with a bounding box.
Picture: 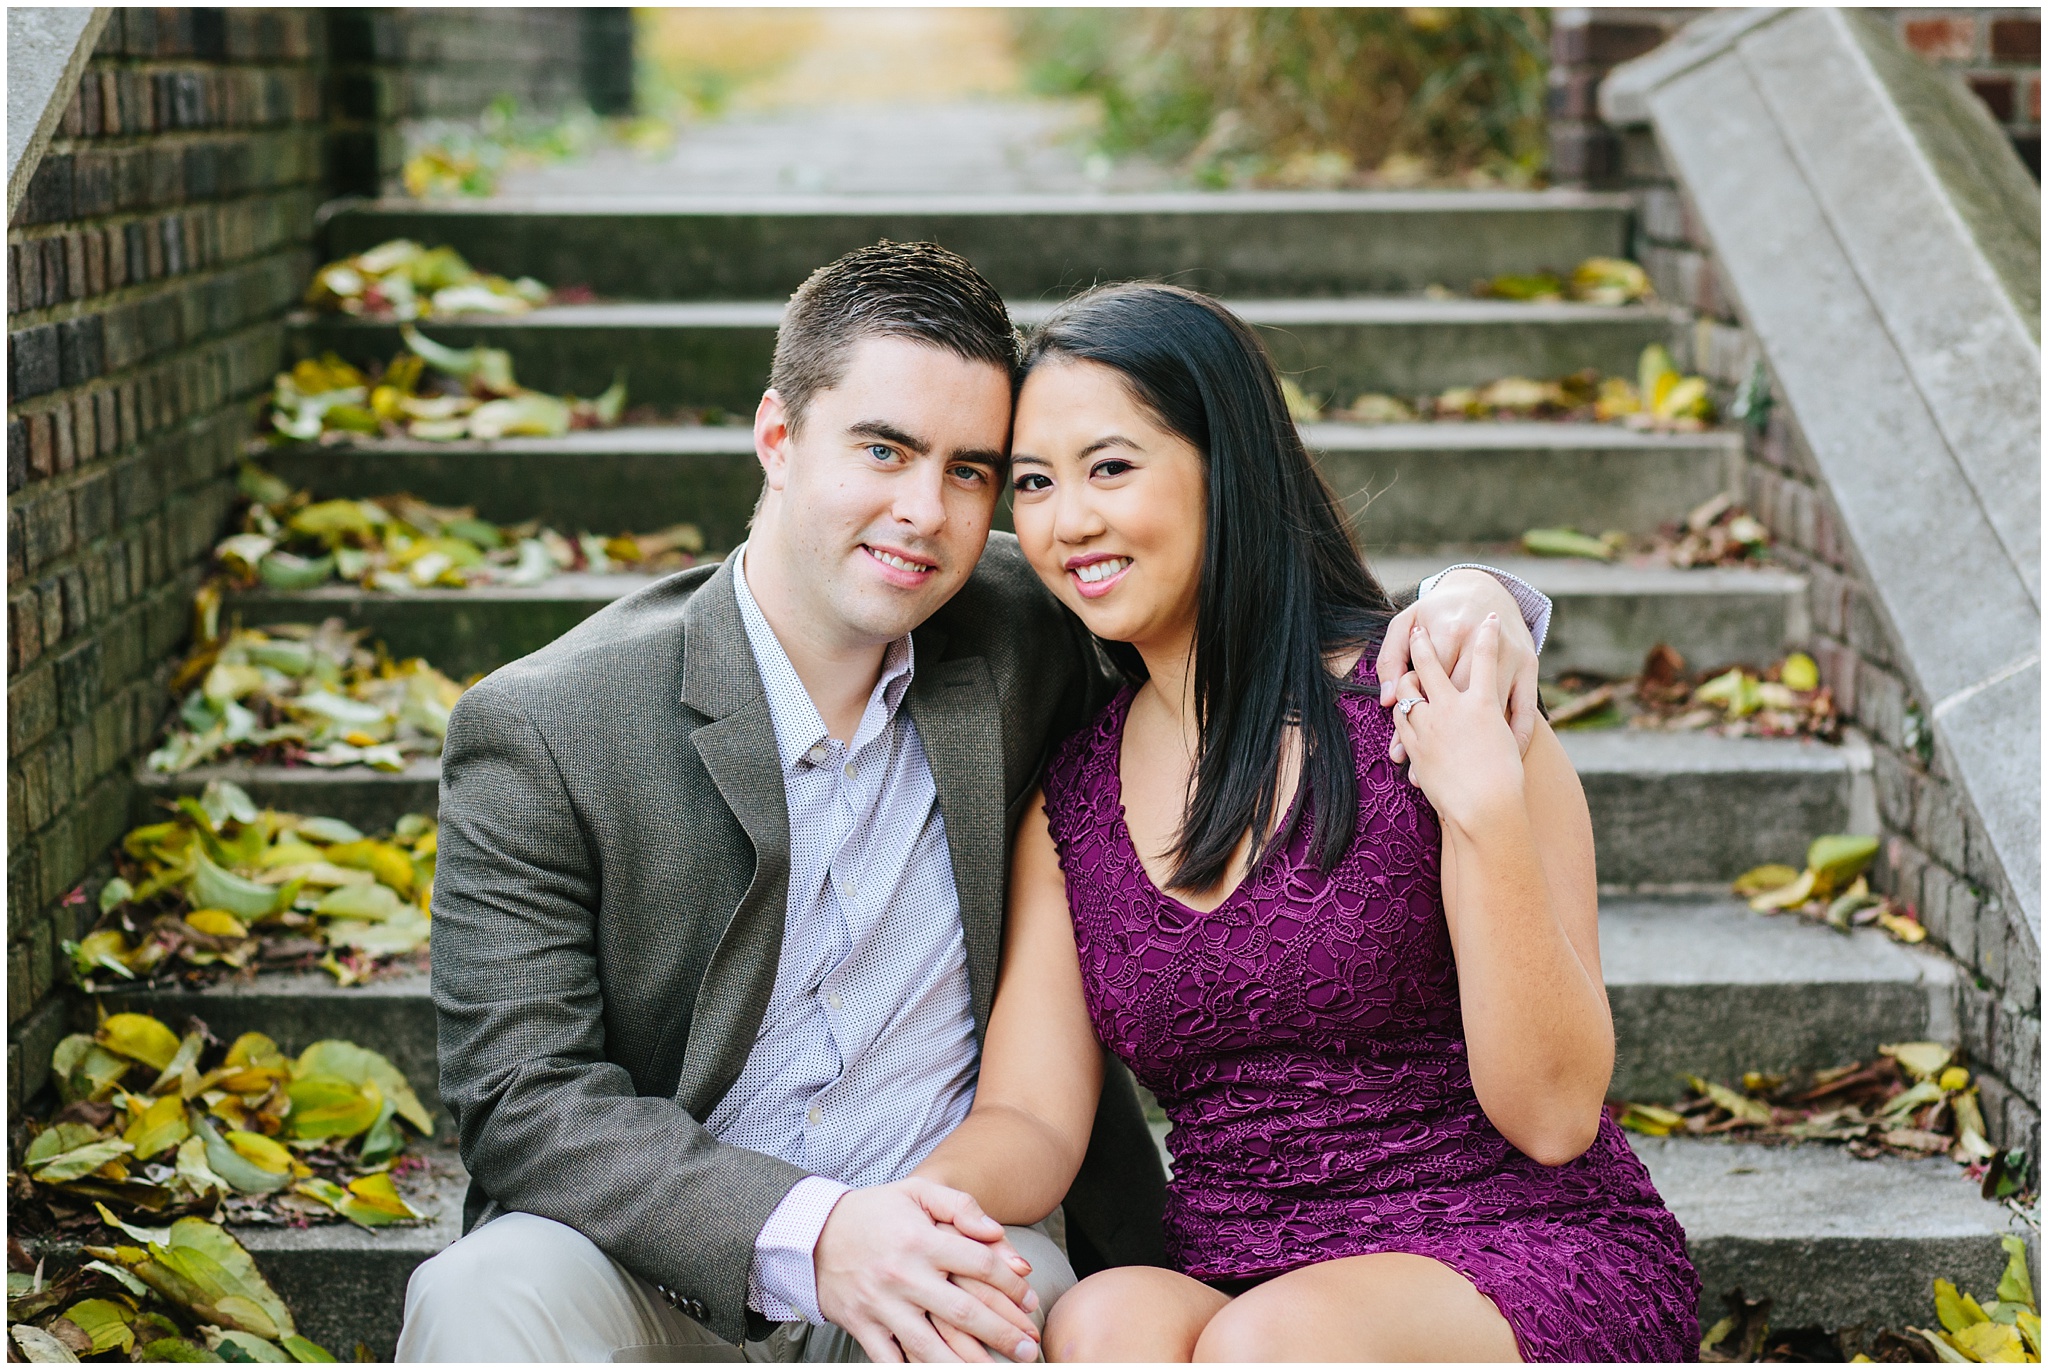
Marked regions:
[912,284,1699,1362]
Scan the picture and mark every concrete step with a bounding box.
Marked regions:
[219,555,1805,684]
[1311,423,1742,548]
[1633,1134,2020,1331]
[286,297,1678,411]
[1376,553,1808,679]
[1603,896,1958,1102]
[110,894,1935,1133]
[262,423,1743,556]
[322,190,1635,300]
[139,730,1856,889]
[132,755,439,830]
[233,1141,466,1361]
[230,1130,2021,1360]
[1562,729,1864,888]
[189,979,2001,1356]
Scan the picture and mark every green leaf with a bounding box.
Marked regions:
[1521,527,1615,561]
[31,1134,135,1182]
[1998,1234,2035,1311]
[211,1331,291,1364]
[191,853,288,921]
[97,1014,183,1071]
[191,1116,293,1195]
[61,1297,137,1354]
[295,1040,433,1136]
[280,1336,337,1364]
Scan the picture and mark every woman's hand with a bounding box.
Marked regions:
[1390,615,1526,830]
[1377,571,1540,761]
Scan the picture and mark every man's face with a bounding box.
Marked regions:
[753,335,1011,650]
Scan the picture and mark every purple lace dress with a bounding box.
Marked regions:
[1040,666,1700,1362]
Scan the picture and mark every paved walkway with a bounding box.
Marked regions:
[492,8,1177,199]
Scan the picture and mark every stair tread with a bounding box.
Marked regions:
[234,1147,466,1258]
[1560,727,1857,773]
[1600,896,1959,989]
[344,188,1640,216]
[295,297,1676,330]
[121,896,1947,1004]
[272,421,1742,458]
[137,727,1855,800]
[1632,1135,2013,1242]
[218,558,1804,609]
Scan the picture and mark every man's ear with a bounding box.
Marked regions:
[755,389,795,492]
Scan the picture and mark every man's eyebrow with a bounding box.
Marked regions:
[949,447,1006,470]
[847,419,930,455]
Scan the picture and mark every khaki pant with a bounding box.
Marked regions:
[396,1211,1076,1363]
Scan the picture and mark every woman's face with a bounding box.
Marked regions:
[1010,357,1207,651]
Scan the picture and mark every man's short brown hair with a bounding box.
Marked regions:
[769,240,1018,431]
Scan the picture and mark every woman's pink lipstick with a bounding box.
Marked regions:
[1066,553,1132,600]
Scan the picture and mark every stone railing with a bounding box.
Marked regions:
[1600,8,2041,1163]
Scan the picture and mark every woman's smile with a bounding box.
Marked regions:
[1068,554,1133,598]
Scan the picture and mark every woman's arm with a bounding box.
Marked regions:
[1393,619,1613,1165]
[912,791,1105,1224]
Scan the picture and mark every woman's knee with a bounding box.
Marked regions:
[1045,1267,1223,1363]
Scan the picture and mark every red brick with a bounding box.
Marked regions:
[1992,18,2041,62]
[52,405,75,475]
[1970,72,2018,122]
[1905,16,1979,61]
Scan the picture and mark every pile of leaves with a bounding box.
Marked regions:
[67,781,434,989]
[1543,643,1840,743]
[302,238,558,322]
[215,463,709,594]
[1306,345,1717,431]
[268,326,622,445]
[1522,493,1772,568]
[147,614,466,775]
[1614,1041,2002,1166]
[1469,256,1654,304]
[15,1011,434,1229]
[8,1223,334,1363]
[1913,1238,2041,1364]
[1733,833,1928,946]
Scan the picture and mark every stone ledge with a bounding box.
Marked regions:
[1598,8,2041,945]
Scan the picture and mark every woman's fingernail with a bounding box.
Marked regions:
[1025,1289,1041,1312]
[1018,1341,1038,1361]
[1487,612,1499,623]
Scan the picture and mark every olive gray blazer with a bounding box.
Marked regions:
[431,535,1170,1344]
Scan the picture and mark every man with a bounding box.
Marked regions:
[398,242,1551,1363]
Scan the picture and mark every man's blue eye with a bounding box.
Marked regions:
[868,444,893,461]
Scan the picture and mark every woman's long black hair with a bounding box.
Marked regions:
[1021,283,1398,892]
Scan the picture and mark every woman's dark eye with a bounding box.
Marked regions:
[1093,459,1133,478]
[1014,473,1051,493]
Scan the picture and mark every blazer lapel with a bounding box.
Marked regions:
[672,561,791,1118]
[905,633,1007,1038]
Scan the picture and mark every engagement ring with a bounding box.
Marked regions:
[1395,697,1424,718]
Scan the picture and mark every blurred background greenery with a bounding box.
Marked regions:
[1010,8,1551,189]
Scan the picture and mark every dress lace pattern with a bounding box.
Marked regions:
[1040,666,1701,1362]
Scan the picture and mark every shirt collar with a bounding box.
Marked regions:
[732,542,916,773]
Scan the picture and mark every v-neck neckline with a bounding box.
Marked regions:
[1107,687,1310,916]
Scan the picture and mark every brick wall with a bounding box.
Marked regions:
[1552,7,2044,183]
[6,8,327,1113]
[328,8,632,195]
[4,8,610,1118]
[1617,137,2042,1169]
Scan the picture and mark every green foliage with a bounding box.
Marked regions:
[1013,8,1551,188]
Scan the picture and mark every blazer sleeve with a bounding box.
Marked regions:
[431,679,806,1343]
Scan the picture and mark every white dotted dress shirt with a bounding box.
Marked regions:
[726,547,981,1325]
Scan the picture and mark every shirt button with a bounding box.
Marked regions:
[807,745,827,765]
[807,1106,823,1127]
[843,761,856,779]
[826,992,843,1011]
